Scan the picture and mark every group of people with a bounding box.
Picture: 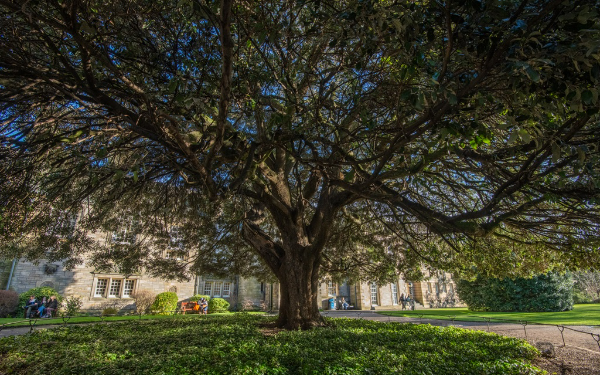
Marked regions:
[197,297,208,315]
[400,293,413,310]
[24,295,58,319]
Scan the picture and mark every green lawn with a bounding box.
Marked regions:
[378,303,600,326]
[0,314,542,374]
[0,311,245,328]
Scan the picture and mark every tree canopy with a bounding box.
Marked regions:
[1,0,600,328]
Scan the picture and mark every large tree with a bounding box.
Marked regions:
[1,0,600,329]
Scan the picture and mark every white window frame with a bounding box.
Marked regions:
[123,280,135,297]
[222,282,231,297]
[391,283,398,305]
[94,277,136,298]
[204,281,212,295]
[370,282,378,305]
[95,278,108,297]
[108,279,122,298]
[213,282,222,297]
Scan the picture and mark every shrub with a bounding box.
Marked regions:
[18,287,62,308]
[0,290,19,317]
[131,290,156,314]
[63,296,83,316]
[150,292,178,315]
[573,271,600,303]
[208,297,230,313]
[457,272,573,312]
[102,307,119,316]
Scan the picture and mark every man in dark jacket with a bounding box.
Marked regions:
[24,296,38,318]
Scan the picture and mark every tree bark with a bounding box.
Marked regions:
[242,215,326,330]
[275,248,325,330]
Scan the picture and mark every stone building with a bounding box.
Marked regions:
[2,215,277,312]
[316,270,462,311]
[2,213,458,312]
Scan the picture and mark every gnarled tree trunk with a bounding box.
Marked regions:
[242,216,327,330]
[275,248,324,329]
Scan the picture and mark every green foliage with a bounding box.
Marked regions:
[150,292,178,315]
[572,271,600,303]
[18,287,62,307]
[102,307,119,316]
[190,294,211,302]
[0,290,19,318]
[457,272,574,312]
[207,297,230,313]
[63,296,83,316]
[0,315,542,374]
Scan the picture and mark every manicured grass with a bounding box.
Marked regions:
[0,312,244,328]
[379,303,600,326]
[0,314,542,374]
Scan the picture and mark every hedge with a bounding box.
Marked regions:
[150,292,178,314]
[457,272,573,312]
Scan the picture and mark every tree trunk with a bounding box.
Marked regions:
[275,249,325,330]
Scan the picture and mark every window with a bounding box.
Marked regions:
[327,280,336,296]
[443,283,447,293]
[223,282,231,297]
[370,283,378,305]
[391,283,398,305]
[427,282,432,293]
[204,282,212,295]
[214,282,223,297]
[165,250,187,260]
[168,226,184,249]
[203,281,232,298]
[112,216,137,244]
[449,283,454,294]
[123,280,135,297]
[95,278,135,298]
[109,279,122,297]
[95,279,108,297]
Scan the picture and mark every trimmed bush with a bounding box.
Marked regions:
[208,297,230,313]
[150,292,178,315]
[131,290,156,314]
[18,287,63,308]
[457,272,573,312]
[0,290,19,317]
[102,307,119,316]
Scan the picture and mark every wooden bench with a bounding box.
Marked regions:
[180,301,198,314]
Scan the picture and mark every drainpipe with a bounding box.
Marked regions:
[5,258,17,290]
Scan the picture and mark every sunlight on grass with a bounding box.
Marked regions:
[378,304,600,326]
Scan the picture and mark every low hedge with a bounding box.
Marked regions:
[0,315,542,374]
